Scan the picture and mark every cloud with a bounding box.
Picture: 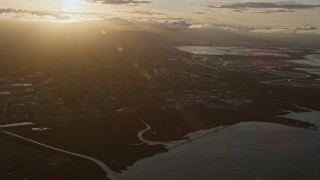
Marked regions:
[0,8,53,17]
[189,23,320,34]
[0,8,104,22]
[0,8,318,34]
[291,26,318,34]
[106,17,191,29]
[250,26,319,34]
[208,2,320,13]
[85,0,151,5]
[190,23,252,31]
[0,8,67,21]
[192,11,205,15]
[119,10,166,15]
[161,20,191,29]
[107,17,134,24]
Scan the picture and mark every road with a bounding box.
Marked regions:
[1,130,122,180]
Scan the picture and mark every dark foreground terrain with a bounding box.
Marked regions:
[1,23,320,179]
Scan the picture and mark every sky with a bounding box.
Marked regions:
[0,0,320,34]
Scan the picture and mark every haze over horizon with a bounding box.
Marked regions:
[0,0,320,34]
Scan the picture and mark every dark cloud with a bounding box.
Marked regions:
[107,17,134,24]
[143,20,191,29]
[192,12,205,15]
[105,17,191,29]
[119,10,166,15]
[293,26,318,33]
[208,2,320,13]
[86,0,151,5]
[0,8,52,17]
[188,23,319,34]
[166,21,191,29]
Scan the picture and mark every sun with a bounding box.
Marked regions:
[63,0,81,12]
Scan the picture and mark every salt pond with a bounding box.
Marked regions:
[294,68,320,76]
[288,54,320,67]
[305,54,320,61]
[176,46,290,57]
